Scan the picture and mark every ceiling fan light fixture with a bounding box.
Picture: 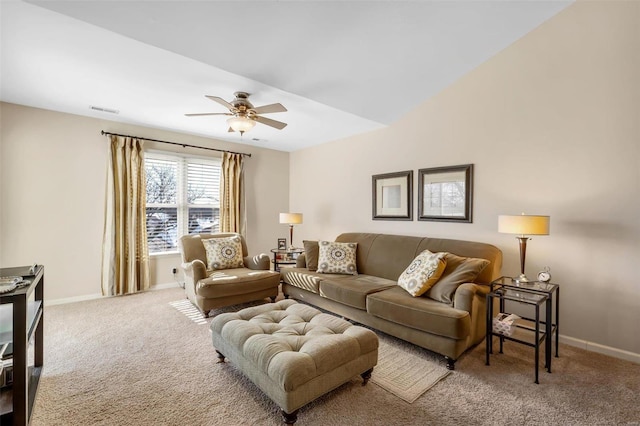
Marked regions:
[227,115,256,134]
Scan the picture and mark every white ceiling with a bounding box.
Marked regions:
[0,0,572,152]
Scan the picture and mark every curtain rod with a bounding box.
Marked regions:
[100,131,251,157]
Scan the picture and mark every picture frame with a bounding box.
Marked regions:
[277,238,287,250]
[418,164,473,223]
[372,170,413,220]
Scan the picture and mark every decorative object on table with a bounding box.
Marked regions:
[277,238,287,250]
[372,170,413,220]
[418,164,473,223]
[279,212,303,249]
[492,312,520,337]
[537,266,552,283]
[498,213,550,283]
[0,276,21,293]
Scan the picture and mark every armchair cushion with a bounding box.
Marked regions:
[202,235,244,270]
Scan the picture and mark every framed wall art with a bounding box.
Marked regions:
[372,170,413,221]
[418,164,473,223]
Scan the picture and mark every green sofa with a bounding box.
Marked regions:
[281,232,503,370]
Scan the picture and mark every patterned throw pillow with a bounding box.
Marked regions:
[397,250,447,297]
[317,241,358,275]
[202,236,244,270]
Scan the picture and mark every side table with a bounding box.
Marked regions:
[485,276,559,384]
[270,248,304,272]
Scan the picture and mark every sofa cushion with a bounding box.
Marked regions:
[202,235,244,270]
[424,253,490,304]
[303,240,320,271]
[196,268,280,298]
[317,241,358,275]
[319,275,397,310]
[367,286,471,340]
[280,268,326,294]
[397,250,447,297]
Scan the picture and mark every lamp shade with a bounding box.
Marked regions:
[498,214,550,236]
[279,213,303,225]
[227,116,256,133]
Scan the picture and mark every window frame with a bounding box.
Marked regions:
[145,150,221,255]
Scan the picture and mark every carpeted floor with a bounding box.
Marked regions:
[31,287,640,425]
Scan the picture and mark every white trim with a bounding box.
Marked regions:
[44,283,182,307]
[560,335,640,365]
[150,251,181,258]
[45,292,103,306]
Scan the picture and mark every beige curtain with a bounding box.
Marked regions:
[219,152,246,235]
[101,135,150,296]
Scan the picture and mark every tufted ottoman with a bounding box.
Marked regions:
[210,299,378,424]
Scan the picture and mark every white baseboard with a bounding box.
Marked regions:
[560,335,640,364]
[44,282,182,307]
[45,293,103,306]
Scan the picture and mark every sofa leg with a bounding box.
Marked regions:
[215,350,226,363]
[284,294,290,299]
[361,368,373,385]
[270,296,277,302]
[282,409,298,425]
[445,356,456,371]
[202,310,211,318]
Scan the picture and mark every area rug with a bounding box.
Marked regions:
[371,335,451,403]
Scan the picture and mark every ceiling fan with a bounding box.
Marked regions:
[185,91,287,135]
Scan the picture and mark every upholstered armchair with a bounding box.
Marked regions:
[179,233,280,317]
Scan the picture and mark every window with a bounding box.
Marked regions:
[145,153,221,254]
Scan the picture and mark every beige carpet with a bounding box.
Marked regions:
[32,287,640,425]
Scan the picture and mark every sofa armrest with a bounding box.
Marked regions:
[181,259,207,290]
[454,283,492,345]
[244,253,270,270]
[295,253,307,268]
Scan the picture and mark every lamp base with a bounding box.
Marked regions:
[513,274,530,284]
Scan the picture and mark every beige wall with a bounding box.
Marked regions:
[0,103,290,301]
[291,1,640,357]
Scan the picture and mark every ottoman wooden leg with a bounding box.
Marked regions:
[361,368,373,385]
[282,409,298,425]
[215,350,226,363]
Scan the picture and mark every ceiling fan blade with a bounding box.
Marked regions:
[185,112,231,117]
[255,115,287,130]
[205,95,234,111]
[252,103,287,114]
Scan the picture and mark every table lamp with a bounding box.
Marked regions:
[279,213,303,249]
[498,213,550,283]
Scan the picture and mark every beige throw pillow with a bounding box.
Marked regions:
[202,236,244,270]
[303,240,320,271]
[397,250,447,297]
[424,253,490,304]
[317,241,358,275]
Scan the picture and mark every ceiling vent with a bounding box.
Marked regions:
[90,105,119,114]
